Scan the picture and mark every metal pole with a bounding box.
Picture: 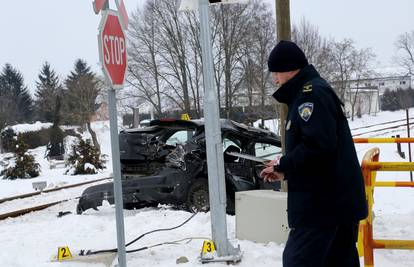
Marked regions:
[108,89,127,267]
[102,3,127,267]
[198,0,239,259]
[275,0,291,192]
[407,109,413,181]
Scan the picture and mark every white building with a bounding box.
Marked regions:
[347,75,411,95]
[343,87,380,118]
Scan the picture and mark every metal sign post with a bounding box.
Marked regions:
[97,5,128,267]
[198,0,241,262]
[107,88,127,267]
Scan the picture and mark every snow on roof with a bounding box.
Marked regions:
[7,121,53,134]
[371,66,410,77]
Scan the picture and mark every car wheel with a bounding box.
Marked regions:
[76,204,83,215]
[226,191,235,215]
[187,179,210,213]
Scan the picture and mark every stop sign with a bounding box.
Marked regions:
[98,10,127,89]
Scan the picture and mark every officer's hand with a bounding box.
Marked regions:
[264,155,281,167]
[261,170,284,183]
[266,171,284,182]
[260,165,274,179]
[260,166,284,182]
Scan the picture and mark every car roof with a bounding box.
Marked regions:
[122,118,280,141]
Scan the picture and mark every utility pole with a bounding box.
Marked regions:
[275,0,291,192]
[197,0,241,263]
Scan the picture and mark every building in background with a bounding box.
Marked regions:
[347,75,411,95]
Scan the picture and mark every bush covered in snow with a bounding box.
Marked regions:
[1,135,40,179]
[66,138,105,175]
[0,128,16,153]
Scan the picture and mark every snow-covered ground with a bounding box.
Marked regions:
[0,108,413,267]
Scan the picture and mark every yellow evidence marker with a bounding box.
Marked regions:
[181,113,191,121]
[57,246,73,261]
[201,240,216,254]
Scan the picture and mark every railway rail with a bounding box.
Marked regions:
[353,122,413,137]
[352,120,413,137]
[0,176,112,204]
[350,117,413,132]
[0,177,112,221]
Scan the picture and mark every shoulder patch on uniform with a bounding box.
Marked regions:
[303,82,313,93]
[298,102,314,122]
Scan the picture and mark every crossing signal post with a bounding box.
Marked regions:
[196,0,243,263]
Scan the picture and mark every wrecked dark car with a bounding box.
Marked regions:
[77,119,282,214]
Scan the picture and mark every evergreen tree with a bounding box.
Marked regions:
[63,59,101,152]
[34,62,62,122]
[381,88,414,111]
[381,89,396,111]
[46,96,64,159]
[0,128,16,153]
[0,64,33,128]
[66,138,105,175]
[1,135,40,179]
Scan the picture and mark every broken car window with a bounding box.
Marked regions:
[254,143,282,161]
[165,130,194,146]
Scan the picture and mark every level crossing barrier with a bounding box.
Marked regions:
[353,138,414,267]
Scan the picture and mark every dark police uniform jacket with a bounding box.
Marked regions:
[273,65,368,228]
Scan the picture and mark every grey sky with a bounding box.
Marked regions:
[0,0,412,94]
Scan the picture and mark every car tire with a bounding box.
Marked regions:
[226,191,235,215]
[76,204,83,215]
[186,179,210,213]
[186,178,236,215]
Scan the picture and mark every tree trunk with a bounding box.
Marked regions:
[87,121,101,153]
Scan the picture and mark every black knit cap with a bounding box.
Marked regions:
[268,40,309,72]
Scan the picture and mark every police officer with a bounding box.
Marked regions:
[260,40,367,267]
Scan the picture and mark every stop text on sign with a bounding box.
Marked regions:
[103,35,125,65]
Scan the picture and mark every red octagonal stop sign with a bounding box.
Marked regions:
[98,10,127,89]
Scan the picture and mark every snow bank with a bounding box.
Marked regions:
[7,121,53,134]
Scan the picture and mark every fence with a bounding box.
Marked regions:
[354,138,414,267]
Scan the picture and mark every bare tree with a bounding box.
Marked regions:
[210,3,254,118]
[152,0,197,115]
[126,4,164,116]
[327,39,356,101]
[126,0,276,121]
[127,0,204,118]
[348,48,376,120]
[238,0,276,121]
[394,31,414,76]
[292,18,334,81]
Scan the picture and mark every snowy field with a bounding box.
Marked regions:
[0,108,413,267]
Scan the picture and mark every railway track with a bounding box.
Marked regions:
[352,121,413,137]
[0,177,112,221]
[0,199,72,220]
[350,117,413,131]
[0,177,112,204]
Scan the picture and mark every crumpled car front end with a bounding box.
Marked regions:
[77,147,204,214]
